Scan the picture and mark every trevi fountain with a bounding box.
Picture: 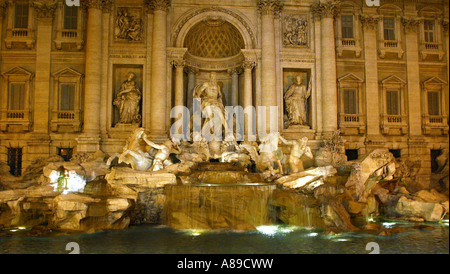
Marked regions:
[0,71,448,255]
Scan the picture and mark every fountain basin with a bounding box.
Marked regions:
[164,183,277,230]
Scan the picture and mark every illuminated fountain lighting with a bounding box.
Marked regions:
[382,222,397,228]
[48,169,86,194]
[256,225,299,236]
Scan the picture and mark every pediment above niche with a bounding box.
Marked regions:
[52,67,84,79]
[380,75,406,85]
[423,76,447,86]
[338,73,364,83]
[1,66,34,80]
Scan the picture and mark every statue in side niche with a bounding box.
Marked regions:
[114,72,142,124]
[284,75,311,127]
[279,136,313,174]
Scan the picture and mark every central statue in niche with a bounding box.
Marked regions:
[284,74,311,127]
[114,72,142,125]
[193,72,228,137]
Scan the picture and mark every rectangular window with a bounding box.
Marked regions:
[424,20,435,43]
[7,147,22,177]
[427,91,440,116]
[386,90,400,115]
[14,4,29,29]
[345,149,359,161]
[64,5,78,30]
[343,89,357,114]
[383,17,396,41]
[8,83,25,110]
[58,147,74,162]
[389,149,401,158]
[341,15,354,39]
[60,84,75,111]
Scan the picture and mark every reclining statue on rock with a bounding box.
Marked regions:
[107,128,153,171]
[279,135,313,174]
[240,132,284,175]
[143,136,181,171]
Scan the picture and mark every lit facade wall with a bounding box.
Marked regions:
[0,0,448,181]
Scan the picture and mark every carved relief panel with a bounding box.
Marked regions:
[114,7,144,42]
[282,14,308,48]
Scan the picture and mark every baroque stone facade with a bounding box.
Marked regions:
[0,0,448,183]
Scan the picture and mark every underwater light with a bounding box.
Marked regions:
[185,229,205,236]
[307,232,319,237]
[256,225,298,235]
[382,222,396,228]
[256,225,278,235]
[333,238,350,242]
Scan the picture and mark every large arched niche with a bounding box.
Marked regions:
[171,7,257,50]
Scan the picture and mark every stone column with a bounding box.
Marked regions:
[312,1,339,134]
[242,61,255,137]
[0,1,5,45]
[402,17,422,137]
[443,19,449,116]
[186,67,197,112]
[100,1,112,136]
[172,59,185,107]
[149,0,170,140]
[403,16,430,186]
[32,1,56,135]
[258,0,281,108]
[77,0,103,152]
[360,14,381,138]
[228,68,241,107]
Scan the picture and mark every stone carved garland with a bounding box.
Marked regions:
[283,15,308,47]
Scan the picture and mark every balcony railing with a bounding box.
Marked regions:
[61,30,78,38]
[341,39,356,47]
[384,40,398,48]
[6,110,25,119]
[424,42,439,50]
[12,29,28,37]
[422,115,449,135]
[57,111,75,120]
[386,115,403,123]
[341,113,361,123]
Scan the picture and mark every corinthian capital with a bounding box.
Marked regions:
[0,0,7,17]
[401,17,420,33]
[360,14,380,30]
[32,0,57,19]
[257,0,283,17]
[442,19,449,34]
[146,0,170,13]
[81,0,104,10]
[311,0,341,19]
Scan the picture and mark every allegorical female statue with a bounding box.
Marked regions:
[113,72,142,124]
[284,75,311,127]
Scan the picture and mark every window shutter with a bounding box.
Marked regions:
[341,15,354,39]
[64,6,78,30]
[60,84,75,111]
[427,91,440,116]
[14,4,29,29]
[344,89,357,114]
[386,90,399,115]
[9,83,25,110]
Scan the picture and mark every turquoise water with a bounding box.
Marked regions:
[0,220,448,254]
